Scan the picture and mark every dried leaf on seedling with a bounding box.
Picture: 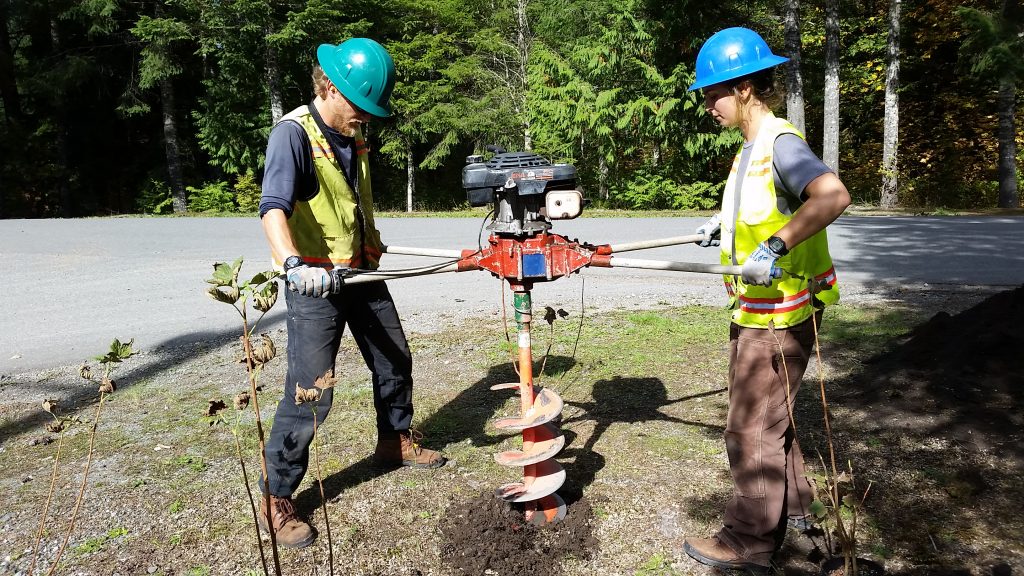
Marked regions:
[99,378,116,394]
[206,257,243,287]
[836,471,852,484]
[42,399,59,415]
[557,308,569,319]
[295,386,320,404]
[234,392,250,411]
[79,364,93,381]
[47,419,67,433]
[313,369,337,390]
[543,306,556,325]
[204,399,228,417]
[842,494,857,508]
[253,281,279,312]
[207,286,241,304]
[251,334,277,365]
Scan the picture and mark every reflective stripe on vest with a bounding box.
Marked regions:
[273,105,383,271]
[719,114,840,328]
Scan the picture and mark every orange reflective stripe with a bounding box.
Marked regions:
[738,288,812,314]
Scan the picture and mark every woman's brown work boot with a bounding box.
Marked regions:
[373,430,447,469]
[257,494,316,549]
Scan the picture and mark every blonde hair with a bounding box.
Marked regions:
[730,68,785,120]
[312,64,330,99]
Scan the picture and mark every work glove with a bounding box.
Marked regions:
[286,264,334,298]
[741,241,785,287]
[696,214,722,247]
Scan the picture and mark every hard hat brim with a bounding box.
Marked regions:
[687,54,789,92]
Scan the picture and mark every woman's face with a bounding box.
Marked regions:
[702,82,740,127]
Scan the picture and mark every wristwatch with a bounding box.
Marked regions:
[766,236,789,256]
[283,255,304,271]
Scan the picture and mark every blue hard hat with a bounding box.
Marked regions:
[688,27,788,91]
[317,38,396,118]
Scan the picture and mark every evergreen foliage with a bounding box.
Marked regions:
[0,0,1018,216]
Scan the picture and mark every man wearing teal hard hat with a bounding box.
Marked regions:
[257,38,446,549]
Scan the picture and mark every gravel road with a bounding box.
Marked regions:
[2,215,1022,373]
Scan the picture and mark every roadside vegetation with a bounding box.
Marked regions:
[1,292,1020,575]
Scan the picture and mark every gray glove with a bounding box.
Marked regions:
[696,214,722,247]
[286,264,334,298]
[741,241,785,286]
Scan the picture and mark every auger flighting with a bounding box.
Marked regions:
[334,148,747,524]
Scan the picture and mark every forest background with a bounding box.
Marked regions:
[0,0,1020,218]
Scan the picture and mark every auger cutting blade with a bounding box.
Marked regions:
[492,387,563,431]
[494,459,566,503]
[493,423,565,467]
[525,494,567,526]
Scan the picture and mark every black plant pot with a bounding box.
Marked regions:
[820,557,885,576]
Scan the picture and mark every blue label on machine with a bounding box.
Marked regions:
[522,253,547,277]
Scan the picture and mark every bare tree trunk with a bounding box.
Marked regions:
[997,77,1018,208]
[783,0,805,133]
[0,0,22,125]
[599,155,608,200]
[880,0,901,208]
[515,0,532,150]
[822,0,840,172]
[406,147,415,213]
[49,10,72,217]
[161,78,187,213]
[265,27,283,123]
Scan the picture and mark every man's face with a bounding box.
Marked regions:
[326,83,372,136]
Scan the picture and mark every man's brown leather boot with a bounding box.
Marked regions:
[257,494,316,549]
[373,430,446,469]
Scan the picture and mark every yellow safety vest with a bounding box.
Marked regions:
[720,114,840,328]
[273,105,383,271]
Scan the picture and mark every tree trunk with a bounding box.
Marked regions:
[822,0,840,172]
[879,0,900,208]
[161,78,188,213]
[783,0,805,133]
[265,27,283,123]
[515,0,531,150]
[0,0,22,125]
[406,146,415,213]
[49,10,72,217]
[599,155,608,200]
[996,77,1018,208]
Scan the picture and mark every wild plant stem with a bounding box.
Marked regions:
[311,409,334,575]
[28,428,65,576]
[45,393,106,576]
[812,312,850,559]
[232,412,270,576]
[241,305,283,576]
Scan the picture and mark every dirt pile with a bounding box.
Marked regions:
[848,284,1024,445]
[438,493,597,576]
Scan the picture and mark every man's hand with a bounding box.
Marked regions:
[696,214,721,247]
[286,264,334,298]
[741,242,785,286]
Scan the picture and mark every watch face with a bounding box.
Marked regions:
[284,256,303,270]
[768,237,787,255]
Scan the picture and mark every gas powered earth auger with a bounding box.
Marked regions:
[312,148,750,525]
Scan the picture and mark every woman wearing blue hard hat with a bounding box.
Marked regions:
[256,38,446,549]
[683,27,851,574]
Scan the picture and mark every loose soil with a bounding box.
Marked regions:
[0,285,1021,576]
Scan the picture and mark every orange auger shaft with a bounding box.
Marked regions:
[491,285,567,524]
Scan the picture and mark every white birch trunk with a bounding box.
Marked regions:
[822,0,840,173]
[880,0,901,208]
[406,147,415,213]
[783,0,805,133]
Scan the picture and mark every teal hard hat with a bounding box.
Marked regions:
[317,38,396,118]
[688,27,788,91]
